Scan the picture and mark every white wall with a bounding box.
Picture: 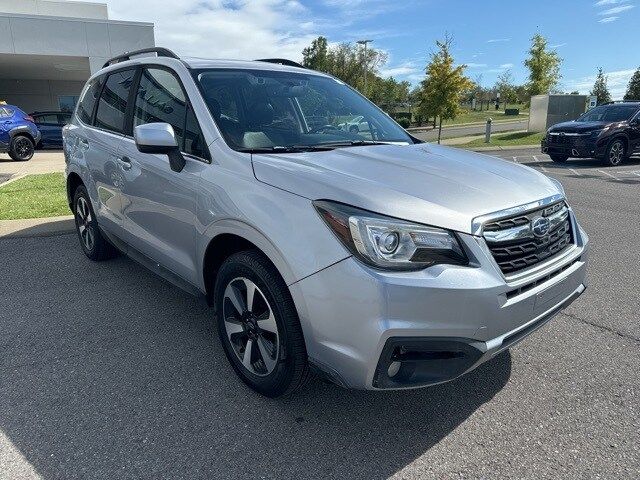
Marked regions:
[0,0,108,20]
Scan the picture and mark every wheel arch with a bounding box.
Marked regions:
[9,126,36,144]
[66,171,85,208]
[200,221,297,309]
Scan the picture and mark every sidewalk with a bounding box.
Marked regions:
[0,215,74,239]
[0,151,65,183]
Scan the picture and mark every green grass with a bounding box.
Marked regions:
[459,131,544,148]
[0,173,69,220]
[440,107,529,126]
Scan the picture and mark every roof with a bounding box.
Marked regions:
[184,57,326,75]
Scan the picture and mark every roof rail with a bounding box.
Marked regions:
[255,58,306,69]
[602,100,640,105]
[102,47,180,69]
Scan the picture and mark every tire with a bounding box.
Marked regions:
[8,135,35,161]
[72,185,118,261]
[602,138,627,166]
[549,154,568,163]
[214,250,309,397]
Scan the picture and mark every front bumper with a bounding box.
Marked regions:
[290,216,589,390]
[541,135,606,158]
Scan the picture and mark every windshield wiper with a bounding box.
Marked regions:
[236,145,311,154]
[236,140,396,154]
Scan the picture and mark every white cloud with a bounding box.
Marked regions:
[486,38,511,43]
[464,62,488,68]
[499,63,514,69]
[100,0,319,61]
[594,0,626,5]
[564,69,636,99]
[599,4,635,14]
[379,62,420,78]
[550,43,567,48]
[599,15,619,22]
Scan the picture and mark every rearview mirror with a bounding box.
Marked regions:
[134,122,185,172]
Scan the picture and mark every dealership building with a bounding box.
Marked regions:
[0,0,154,113]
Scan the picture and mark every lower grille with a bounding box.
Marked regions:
[483,201,574,275]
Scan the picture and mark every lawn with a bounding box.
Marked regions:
[0,173,69,220]
[459,131,544,148]
[440,106,529,126]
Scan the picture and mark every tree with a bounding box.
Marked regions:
[624,67,640,101]
[524,34,562,99]
[495,70,518,107]
[300,36,387,98]
[416,35,473,143]
[302,36,329,72]
[590,68,612,105]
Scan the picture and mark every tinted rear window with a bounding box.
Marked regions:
[77,77,104,124]
[95,69,135,133]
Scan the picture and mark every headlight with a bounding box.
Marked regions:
[314,200,468,271]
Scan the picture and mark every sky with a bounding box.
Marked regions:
[96,0,639,99]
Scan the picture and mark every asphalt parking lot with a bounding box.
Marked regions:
[1,148,638,479]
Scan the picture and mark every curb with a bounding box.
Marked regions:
[0,173,26,187]
[0,215,75,239]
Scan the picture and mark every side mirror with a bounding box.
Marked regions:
[134,122,185,172]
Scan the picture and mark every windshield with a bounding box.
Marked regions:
[577,104,638,123]
[193,68,412,152]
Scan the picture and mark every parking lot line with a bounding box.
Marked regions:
[597,169,617,179]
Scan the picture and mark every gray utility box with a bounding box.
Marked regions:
[528,95,588,132]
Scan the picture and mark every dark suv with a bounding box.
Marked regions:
[542,101,640,166]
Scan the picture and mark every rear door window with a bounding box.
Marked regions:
[34,114,59,124]
[94,69,135,134]
[77,76,104,124]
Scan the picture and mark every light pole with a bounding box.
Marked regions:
[357,39,373,93]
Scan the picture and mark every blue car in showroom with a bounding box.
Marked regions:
[0,104,40,161]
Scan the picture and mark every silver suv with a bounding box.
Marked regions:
[63,48,589,397]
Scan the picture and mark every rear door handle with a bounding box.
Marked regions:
[118,156,132,171]
[78,138,89,148]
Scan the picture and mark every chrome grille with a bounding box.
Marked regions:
[483,201,574,275]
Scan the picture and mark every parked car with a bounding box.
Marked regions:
[338,114,371,134]
[63,48,589,397]
[0,104,40,161]
[542,101,640,166]
[31,111,72,149]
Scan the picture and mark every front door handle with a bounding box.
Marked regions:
[118,156,132,171]
[78,138,89,149]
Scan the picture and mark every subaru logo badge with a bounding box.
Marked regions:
[532,217,551,238]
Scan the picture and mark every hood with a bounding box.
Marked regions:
[548,120,611,133]
[251,143,561,234]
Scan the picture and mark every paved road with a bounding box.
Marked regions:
[410,119,528,142]
[1,148,638,479]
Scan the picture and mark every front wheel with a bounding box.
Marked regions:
[602,138,626,166]
[8,135,35,161]
[549,154,568,163]
[214,251,309,397]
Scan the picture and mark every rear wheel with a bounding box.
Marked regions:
[8,135,34,161]
[549,154,568,163]
[73,185,118,261]
[602,138,626,166]
[214,251,309,397]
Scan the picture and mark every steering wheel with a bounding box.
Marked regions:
[308,124,339,134]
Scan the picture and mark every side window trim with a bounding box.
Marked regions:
[136,65,211,163]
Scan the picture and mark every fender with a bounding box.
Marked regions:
[197,218,298,290]
[9,125,40,144]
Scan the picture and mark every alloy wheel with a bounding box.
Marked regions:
[609,141,624,165]
[76,196,95,251]
[14,137,33,160]
[223,277,280,377]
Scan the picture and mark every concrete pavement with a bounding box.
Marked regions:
[409,119,528,142]
[0,151,65,183]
